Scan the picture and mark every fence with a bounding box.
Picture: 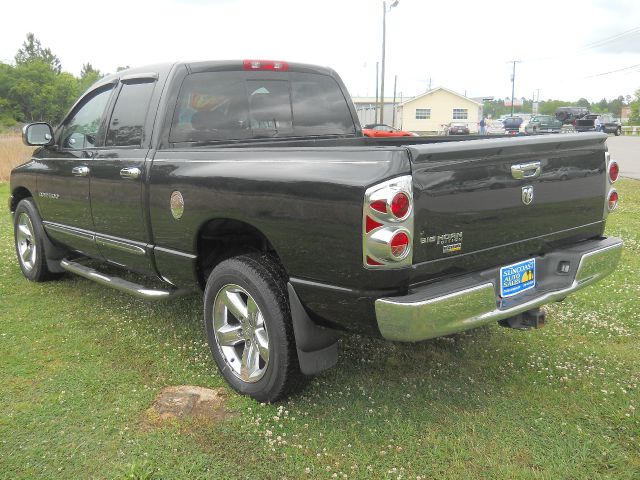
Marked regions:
[622,126,640,136]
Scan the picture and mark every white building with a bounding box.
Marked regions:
[395,88,483,134]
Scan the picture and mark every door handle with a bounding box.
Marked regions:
[72,166,90,177]
[511,161,541,180]
[120,167,141,180]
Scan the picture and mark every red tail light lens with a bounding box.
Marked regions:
[243,60,289,71]
[608,190,618,211]
[366,216,383,233]
[390,231,410,258]
[366,256,383,266]
[370,200,387,213]
[609,161,619,182]
[391,192,410,219]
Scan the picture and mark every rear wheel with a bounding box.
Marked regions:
[615,127,621,136]
[13,198,59,282]
[203,254,300,402]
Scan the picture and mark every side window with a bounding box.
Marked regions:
[106,81,156,147]
[61,87,113,150]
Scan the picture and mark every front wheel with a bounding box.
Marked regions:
[13,198,59,282]
[203,254,301,402]
[615,127,621,136]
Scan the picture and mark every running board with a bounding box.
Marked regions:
[60,258,188,300]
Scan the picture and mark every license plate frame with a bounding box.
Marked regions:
[500,258,536,298]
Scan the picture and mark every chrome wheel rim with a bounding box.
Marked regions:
[16,213,36,272]
[212,284,270,383]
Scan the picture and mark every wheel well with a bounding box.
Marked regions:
[196,218,284,288]
[10,187,32,212]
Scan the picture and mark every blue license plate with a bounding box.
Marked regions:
[500,258,536,297]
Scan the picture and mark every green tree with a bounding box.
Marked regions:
[576,98,590,109]
[629,89,640,124]
[9,59,59,122]
[538,100,568,115]
[15,33,61,74]
[78,62,102,92]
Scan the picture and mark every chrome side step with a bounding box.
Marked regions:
[60,258,188,300]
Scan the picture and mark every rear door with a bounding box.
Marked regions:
[89,75,158,274]
[38,84,115,257]
[407,134,607,279]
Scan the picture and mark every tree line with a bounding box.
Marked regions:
[482,95,640,123]
[0,34,128,130]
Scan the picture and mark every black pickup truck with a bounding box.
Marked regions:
[10,60,623,402]
[575,114,623,135]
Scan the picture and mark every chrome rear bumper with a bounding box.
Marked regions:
[375,237,623,342]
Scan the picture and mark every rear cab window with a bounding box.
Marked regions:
[169,70,356,143]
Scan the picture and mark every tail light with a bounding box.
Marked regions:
[604,151,619,216]
[363,175,413,268]
[608,190,618,211]
[609,161,619,183]
[243,60,288,71]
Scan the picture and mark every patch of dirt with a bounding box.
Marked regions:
[143,385,234,428]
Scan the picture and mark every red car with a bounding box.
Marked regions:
[362,123,418,137]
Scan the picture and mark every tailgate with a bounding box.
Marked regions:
[406,133,607,279]
[576,119,595,128]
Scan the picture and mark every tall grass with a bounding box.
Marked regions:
[0,133,34,182]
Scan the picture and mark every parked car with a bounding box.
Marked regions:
[601,115,623,135]
[502,116,523,135]
[555,107,589,125]
[362,123,417,137]
[11,59,623,402]
[575,114,622,135]
[447,122,469,135]
[516,114,534,133]
[486,120,506,135]
[525,115,563,134]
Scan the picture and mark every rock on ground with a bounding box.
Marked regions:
[148,385,232,422]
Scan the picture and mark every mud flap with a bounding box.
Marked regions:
[287,283,339,375]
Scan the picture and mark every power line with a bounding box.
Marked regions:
[586,63,640,78]
[578,26,640,52]
[524,25,640,63]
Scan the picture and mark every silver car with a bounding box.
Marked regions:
[486,120,505,135]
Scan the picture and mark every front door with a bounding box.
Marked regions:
[38,84,115,257]
[90,78,157,274]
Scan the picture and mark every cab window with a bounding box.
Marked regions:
[106,81,156,147]
[169,71,355,143]
[60,86,113,150]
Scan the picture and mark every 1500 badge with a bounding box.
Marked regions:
[420,231,463,254]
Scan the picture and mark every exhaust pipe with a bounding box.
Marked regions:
[498,308,545,330]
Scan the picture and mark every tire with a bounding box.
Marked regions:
[13,198,59,282]
[615,127,621,136]
[203,253,301,402]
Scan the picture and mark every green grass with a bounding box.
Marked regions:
[1,180,638,479]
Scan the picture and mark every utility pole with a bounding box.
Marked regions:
[380,0,399,124]
[508,60,520,117]
[375,62,379,123]
[392,75,397,127]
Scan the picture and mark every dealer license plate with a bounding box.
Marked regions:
[500,258,536,298]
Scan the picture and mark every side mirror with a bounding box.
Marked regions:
[22,122,54,146]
